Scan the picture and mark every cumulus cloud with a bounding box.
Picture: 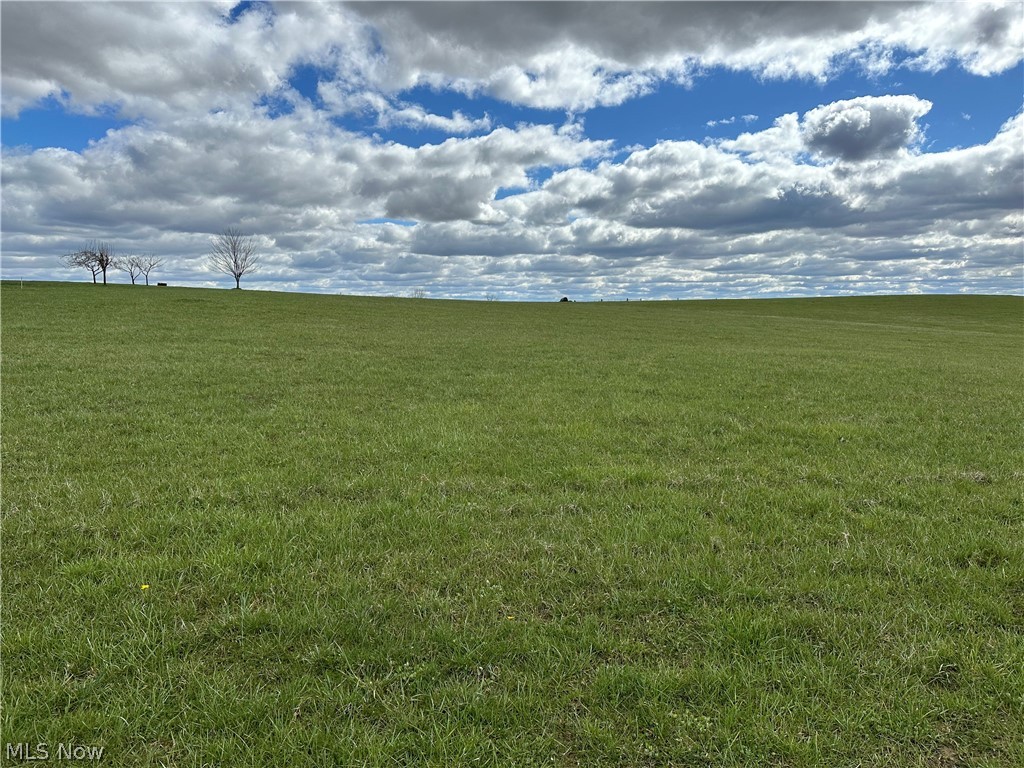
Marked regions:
[1,2,295,118]
[719,95,933,164]
[801,95,932,161]
[3,2,1021,119]
[352,1,1023,109]
[5,102,1019,298]
[0,109,612,237]
[515,105,1022,236]
[717,113,806,164]
[1,2,1022,299]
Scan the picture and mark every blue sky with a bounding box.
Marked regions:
[2,1,1022,299]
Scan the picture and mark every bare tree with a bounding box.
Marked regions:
[139,255,163,286]
[119,254,145,285]
[62,241,118,284]
[209,229,260,289]
[62,250,102,283]
[92,242,118,284]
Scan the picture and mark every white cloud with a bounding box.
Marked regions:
[381,105,491,134]
[719,95,933,164]
[801,95,932,161]
[1,2,1021,299]
[707,115,759,128]
[1,2,292,118]
[351,1,1023,110]
[0,108,612,240]
[317,82,491,134]
[5,102,1020,298]
[3,2,1021,119]
[715,113,806,164]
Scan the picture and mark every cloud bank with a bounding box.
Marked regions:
[4,2,1021,119]
[1,1,1021,299]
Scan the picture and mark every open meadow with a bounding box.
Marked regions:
[2,283,1022,767]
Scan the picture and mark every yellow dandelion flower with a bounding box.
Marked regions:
[141,584,150,590]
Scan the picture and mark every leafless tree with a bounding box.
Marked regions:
[209,228,260,289]
[62,249,102,283]
[62,241,118,284]
[92,242,118,284]
[139,255,163,286]
[119,254,145,285]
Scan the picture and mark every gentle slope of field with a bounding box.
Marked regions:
[2,283,1022,767]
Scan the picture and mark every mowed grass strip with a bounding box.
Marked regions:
[2,283,1022,767]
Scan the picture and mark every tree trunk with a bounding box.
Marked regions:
[102,268,107,285]
[235,275,241,289]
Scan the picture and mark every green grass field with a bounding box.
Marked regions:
[2,282,1022,767]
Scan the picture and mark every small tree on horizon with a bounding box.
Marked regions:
[62,241,118,284]
[209,228,260,289]
[62,250,102,283]
[92,242,118,284]
[119,254,145,285]
[139,255,163,286]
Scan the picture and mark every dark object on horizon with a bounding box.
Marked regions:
[157,282,167,287]
[559,296,569,302]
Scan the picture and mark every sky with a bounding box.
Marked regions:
[1,1,1022,301]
